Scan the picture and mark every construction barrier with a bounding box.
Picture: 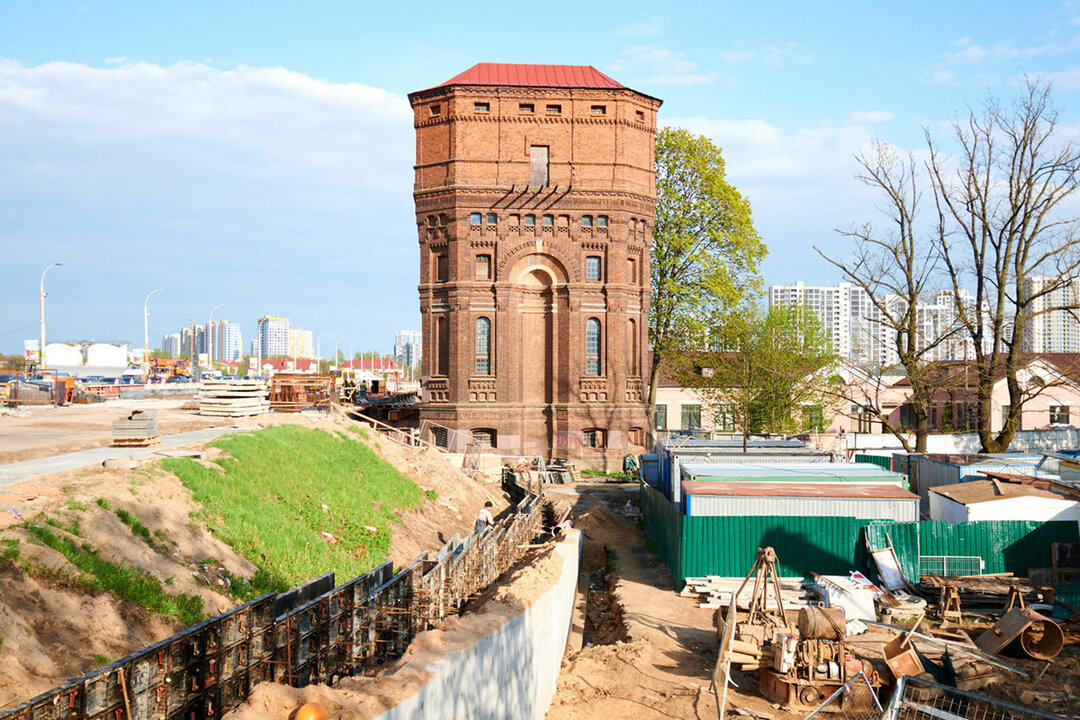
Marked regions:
[1,495,543,720]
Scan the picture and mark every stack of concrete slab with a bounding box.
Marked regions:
[199,379,269,417]
[111,410,159,447]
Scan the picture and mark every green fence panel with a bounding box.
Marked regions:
[641,483,682,581]
[679,516,870,584]
[865,520,1080,582]
[854,454,891,470]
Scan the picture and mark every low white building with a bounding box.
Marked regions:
[929,479,1080,527]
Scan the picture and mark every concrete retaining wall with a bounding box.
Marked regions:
[372,530,581,720]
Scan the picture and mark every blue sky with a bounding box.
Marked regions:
[4,1,1080,354]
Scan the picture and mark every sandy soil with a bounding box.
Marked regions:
[0,397,227,464]
[0,408,508,708]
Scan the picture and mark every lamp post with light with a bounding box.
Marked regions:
[143,288,163,379]
[39,262,62,371]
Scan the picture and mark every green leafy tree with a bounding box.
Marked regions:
[649,127,766,434]
[684,304,838,437]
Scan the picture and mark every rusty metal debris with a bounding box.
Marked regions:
[975,607,1064,660]
[269,373,335,412]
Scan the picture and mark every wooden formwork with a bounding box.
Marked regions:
[0,496,543,720]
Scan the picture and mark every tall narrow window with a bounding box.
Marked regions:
[585,318,601,376]
[475,254,492,280]
[628,318,639,374]
[585,256,602,281]
[475,317,491,374]
[530,145,550,187]
[655,404,668,431]
[435,254,448,282]
[627,257,638,284]
[436,316,449,376]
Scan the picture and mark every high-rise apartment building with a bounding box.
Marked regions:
[1020,276,1080,353]
[180,326,205,358]
[258,316,290,358]
[161,333,181,359]
[394,330,422,372]
[410,63,660,456]
[769,282,976,365]
[207,320,242,362]
[288,329,314,359]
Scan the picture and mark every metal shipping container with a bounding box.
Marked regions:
[682,481,919,522]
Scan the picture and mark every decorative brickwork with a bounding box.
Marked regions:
[409,64,660,461]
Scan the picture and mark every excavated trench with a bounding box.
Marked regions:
[582,546,629,646]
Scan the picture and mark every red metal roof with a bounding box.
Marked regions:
[681,481,918,500]
[429,63,625,91]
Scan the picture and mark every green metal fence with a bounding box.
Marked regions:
[864,520,1079,582]
[854,453,892,470]
[640,485,1079,587]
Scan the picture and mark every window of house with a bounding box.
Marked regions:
[852,406,872,433]
[475,254,492,281]
[1051,405,1071,425]
[681,404,702,430]
[803,405,825,432]
[591,105,607,116]
[581,215,593,228]
[486,213,497,225]
[475,317,491,374]
[530,145,549,187]
[582,428,606,448]
[435,316,449,376]
[470,212,482,225]
[519,103,534,115]
[585,318,601,376]
[542,214,554,226]
[627,257,638,284]
[546,104,562,115]
[635,110,645,122]
[474,102,490,113]
[628,427,644,445]
[435,254,448,282]
[430,104,442,117]
[524,214,536,227]
[472,428,497,448]
[715,405,735,432]
[585,256,602,281]
[597,215,608,228]
[655,404,668,431]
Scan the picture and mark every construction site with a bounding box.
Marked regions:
[0,389,1078,719]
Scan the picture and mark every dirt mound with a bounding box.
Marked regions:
[0,414,509,709]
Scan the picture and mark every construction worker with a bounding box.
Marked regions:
[475,500,494,534]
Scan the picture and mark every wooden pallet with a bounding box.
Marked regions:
[111,436,161,448]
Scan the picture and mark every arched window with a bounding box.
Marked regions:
[585,318,601,376]
[475,317,491,374]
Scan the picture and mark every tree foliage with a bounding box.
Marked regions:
[685,304,837,435]
[648,127,767,431]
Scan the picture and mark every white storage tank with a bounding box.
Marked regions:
[86,343,128,368]
[44,343,83,367]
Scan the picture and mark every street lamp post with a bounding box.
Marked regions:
[39,262,62,371]
[333,335,344,370]
[143,288,163,379]
[208,303,224,377]
[316,332,330,372]
[348,342,358,370]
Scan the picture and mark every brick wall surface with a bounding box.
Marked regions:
[410,73,660,462]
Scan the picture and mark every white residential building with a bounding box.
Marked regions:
[258,316,290,358]
[207,320,242,362]
[394,330,422,372]
[161,333,181,359]
[769,282,976,365]
[1021,276,1080,353]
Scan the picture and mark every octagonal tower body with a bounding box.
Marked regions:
[409,63,661,464]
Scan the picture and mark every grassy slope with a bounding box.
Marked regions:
[161,425,422,587]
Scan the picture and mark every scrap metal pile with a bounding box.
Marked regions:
[710,546,1079,718]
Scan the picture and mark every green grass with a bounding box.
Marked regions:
[580,468,633,479]
[114,508,168,555]
[92,653,113,666]
[0,539,19,566]
[66,500,87,512]
[23,523,204,626]
[424,489,438,501]
[96,498,111,511]
[160,425,423,587]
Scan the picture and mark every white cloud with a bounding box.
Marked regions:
[848,110,895,124]
[0,59,418,350]
[609,45,731,86]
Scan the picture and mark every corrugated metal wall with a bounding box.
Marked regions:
[864,520,1080,581]
[683,494,917,522]
[641,484,682,578]
[680,515,871,581]
[855,454,891,469]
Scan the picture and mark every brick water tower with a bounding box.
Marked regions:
[409,63,660,464]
